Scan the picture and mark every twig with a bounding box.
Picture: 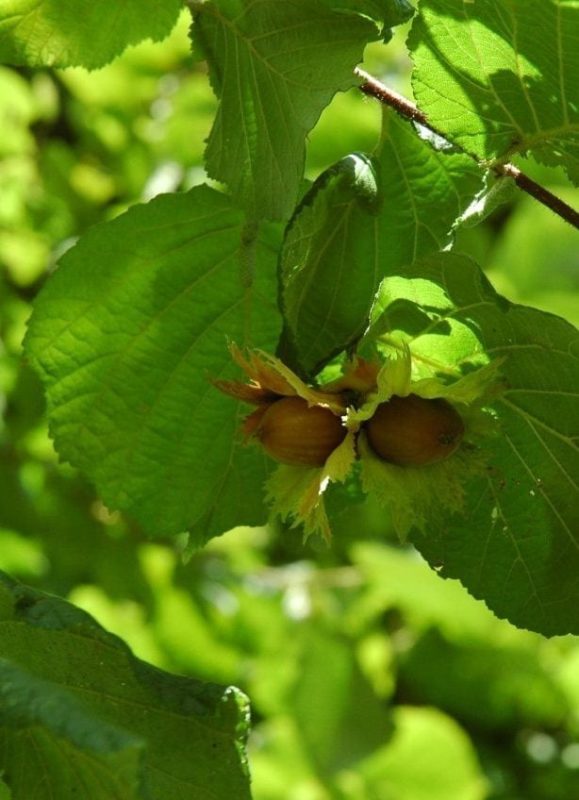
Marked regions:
[495,163,579,226]
[355,68,579,230]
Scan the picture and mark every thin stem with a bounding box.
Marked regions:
[496,163,579,227]
[355,68,579,230]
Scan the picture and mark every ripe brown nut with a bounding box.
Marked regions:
[365,394,465,467]
[255,396,346,467]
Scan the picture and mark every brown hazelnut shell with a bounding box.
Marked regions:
[365,394,464,467]
[255,396,346,467]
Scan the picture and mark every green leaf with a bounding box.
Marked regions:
[322,0,414,29]
[0,659,144,800]
[379,0,415,27]
[401,629,568,731]
[350,542,502,640]
[485,188,579,328]
[279,152,381,374]
[336,706,488,800]
[0,0,183,69]
[25,185,281,542]
[280,109,481,375]
[370,252,579,636]
[287,627,391,772]
[191,0,378,220]
[0,571,251,800]
[409,0,579,184]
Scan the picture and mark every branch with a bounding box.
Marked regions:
[355,68,579,231]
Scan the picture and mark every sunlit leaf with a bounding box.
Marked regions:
[370,252,579,635]
[25,185,281,542]
[335,706,488,800]
[409,0,579,183]
[0,0,183,69]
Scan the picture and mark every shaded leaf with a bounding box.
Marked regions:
[280,109,481,375]
[401,628,568,731]
[192,0,378,219]
[0,658,143,800]
[0,571,251,799]
[378,0,415,27]
[25,185,281,542]
[409,0,579,183]
[323,0,414,30]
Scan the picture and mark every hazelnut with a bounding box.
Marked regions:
[255,396,346,467]
[365,394,464,466]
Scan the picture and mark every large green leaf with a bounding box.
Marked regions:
[370,252,579,635]
[280,109,481,375]
[409,0,579,183]
[25,185,281,542]
[0,0,183,69]
[0,572,251,800]
[191,0,378,220]
[0,659,143,800]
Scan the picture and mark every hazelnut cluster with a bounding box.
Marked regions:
[214,345,501,539]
